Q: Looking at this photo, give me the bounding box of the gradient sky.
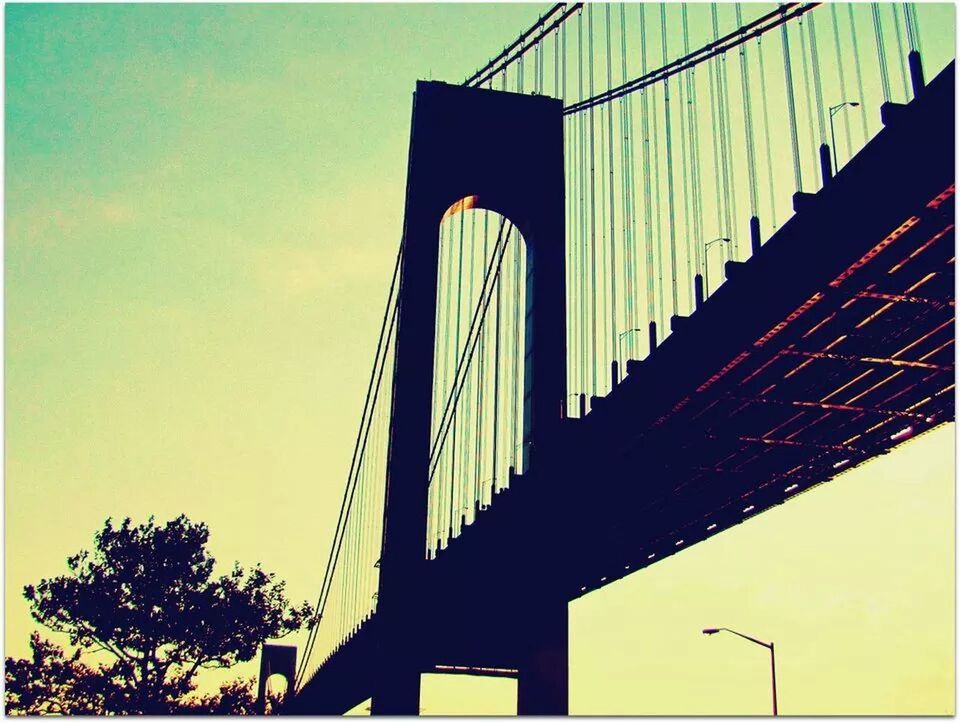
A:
[5,2,955,715]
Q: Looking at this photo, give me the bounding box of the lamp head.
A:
[849,101,860,107]
[702,628,720,635]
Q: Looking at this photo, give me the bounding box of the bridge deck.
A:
[293,62,954,713]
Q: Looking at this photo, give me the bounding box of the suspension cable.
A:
[564,3,818,115]
[464,3,567,85]
[297,244,403,685]
[468,4,584,88]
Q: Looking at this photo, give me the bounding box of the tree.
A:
[10,515,312,715]
[179,677,283,715]
[5,632,106,715]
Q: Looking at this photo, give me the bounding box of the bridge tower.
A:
[373,82,567,715]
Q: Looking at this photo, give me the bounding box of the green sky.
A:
[5,2,955,714]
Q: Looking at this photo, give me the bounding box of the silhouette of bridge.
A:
[286,4,954,714]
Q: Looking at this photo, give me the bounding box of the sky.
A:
[5,1,956,715]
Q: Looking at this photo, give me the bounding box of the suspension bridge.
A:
[282,3,955,714]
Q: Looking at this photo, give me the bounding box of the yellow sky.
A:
[5,2,955,715]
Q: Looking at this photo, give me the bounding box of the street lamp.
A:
[702,237,731,297]
[617,328,644,368]
[702,627,778,715]
[828,101,860,172]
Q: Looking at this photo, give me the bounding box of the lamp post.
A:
[702,627,778,716]
[702,237,731,298]
[617,328,644,368]
[828,101,860,172]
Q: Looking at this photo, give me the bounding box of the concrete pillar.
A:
[516,603,569,715]
[372,81,566,715]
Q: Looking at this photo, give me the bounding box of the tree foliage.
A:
[8,515,312,715]
[5,633,106,715]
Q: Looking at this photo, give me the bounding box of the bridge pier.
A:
[516,603,569,715]
[370,666,421,716]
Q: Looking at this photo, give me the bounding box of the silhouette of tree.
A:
[8,515,312,715]
[5,632,106,714]
[179,677,283,715]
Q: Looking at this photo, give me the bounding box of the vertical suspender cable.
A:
[597,7,608,390]
[871,3,892,103]
[806,15,827,129]
[903,4,925,97]
[757,36,777,229]
[474,212,488,510]
[587,4,598,397]
[677,8,693,310]
[491,239,502,496]
[830,4,854,163]
[463,208,477,525]
[736,4,760,246]
[519,38,525,93]
[682,5,703,293]
[568,24,580,408]
[534,44,540,95]
[554,24,560,99]
[661,4,679,321]
[578,8,588,409]
[428,227,444,552]
[715,6,738,258]
[890,3,910,101]
[651,50,664,333]
[561,25,572,409]
[639,5,657,352]
[619,3,637,359]
[511,229,521,474]
[438,221,455,545]
[601,28,611,392]
[905,4,922,55]
[344,480,354,639]
[508,224,517,476]
[448,210,466,539]
[847,5,870,143]
[710,6,731,254]
[605,3,618,383]
[806,12,830,184]
[797,17,818,187]
[780,15,803,193]
[707,9,724,253]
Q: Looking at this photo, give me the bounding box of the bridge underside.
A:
[292,63,955,714]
